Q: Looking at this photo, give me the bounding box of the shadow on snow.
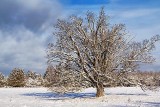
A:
[22,91,147,100]
[22,92,96,100]
[141,102,160,107]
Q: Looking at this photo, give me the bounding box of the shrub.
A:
[0,72,6,87]
[26,71,36,79]
[43,65,60,87]
[7,68,26,87]
[26,71,44,87]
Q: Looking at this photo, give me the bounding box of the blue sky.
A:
[60,0,109,5]
[0,0,160,75]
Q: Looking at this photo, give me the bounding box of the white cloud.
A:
[119,8,160,18]
[18,0,60,9]
[0,26,51,74]
[0,0,62,75]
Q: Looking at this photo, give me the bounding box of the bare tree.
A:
[47,8,160,97]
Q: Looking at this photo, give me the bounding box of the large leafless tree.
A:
[47,8,160,97]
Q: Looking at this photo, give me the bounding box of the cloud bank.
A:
[0,0,62,75]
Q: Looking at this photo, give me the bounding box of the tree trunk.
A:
[96,83,105,97]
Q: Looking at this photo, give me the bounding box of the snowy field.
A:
[0,87,160,107]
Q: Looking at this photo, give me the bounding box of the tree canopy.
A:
[47,8,160,97]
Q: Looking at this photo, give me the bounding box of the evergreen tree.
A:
[44,65,59,87]
[26,71,36,79]
[0,72,6,87]
[8,68,26,87]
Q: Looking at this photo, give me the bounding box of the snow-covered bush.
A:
[43,65,58,87]
[7,68,26,87]
[26,71,36,79]
[0,72,6,87]
[26,72,44,87]
[35,74,44,86]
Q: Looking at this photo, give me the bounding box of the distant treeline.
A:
[0,67,160,87]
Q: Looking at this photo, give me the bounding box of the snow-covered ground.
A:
[0,87,160,107]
